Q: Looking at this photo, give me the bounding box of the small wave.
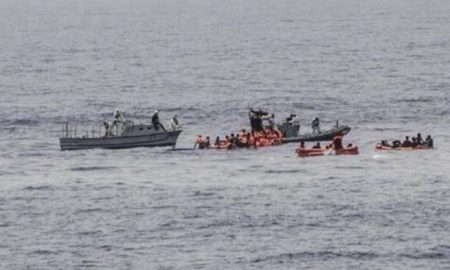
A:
[251,251,379,263]
[335,166,364,170]
[3,119,40,126]
[23,185,54,191]
[31,249,59,255]
[192,190,215,197]
[396,97,434,103]
[76,230,103,236]
[264,169,302,174]
[400,252,447,259]
[197,220,234,229]
[70,166,116,171]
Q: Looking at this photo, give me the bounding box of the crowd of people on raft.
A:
[194,126,284,150]
[380,133,433,148]
[297,134,353,151]
[194,109,337,150]
[194,109,319,150]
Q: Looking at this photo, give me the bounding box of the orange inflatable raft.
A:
[296,145,359,157]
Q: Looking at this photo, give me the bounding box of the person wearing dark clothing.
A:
[425,135,434,148]
[333,135,343,150]
[381,140,391,147]
[401,136,412,147]
[299,141,305,148]
[214,136,221,147]
[152,110,166,131]
[392,140,401,148]
[417,133,424,145]
[205,136,211,149]
[249,109,266,132]
[411,137,419,148]
[312,142,321,149]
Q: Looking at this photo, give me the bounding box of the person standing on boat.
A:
[288,114,300,128]
[152,110,166,131]
[268,114,276,129]
[113,108,124,122]
[169,114,180,131]
[112,108,124,135]
[312,117,320,134]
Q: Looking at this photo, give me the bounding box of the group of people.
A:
[380,133,433,148]
[249,108,321,135]
[194,126,284,150]
[102,108,180,137]
[298,134,351,150]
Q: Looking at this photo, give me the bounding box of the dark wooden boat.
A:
[279,123,351,143]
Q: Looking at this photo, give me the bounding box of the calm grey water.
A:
[1,0,450,269]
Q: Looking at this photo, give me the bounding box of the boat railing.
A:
[62,122,110,139]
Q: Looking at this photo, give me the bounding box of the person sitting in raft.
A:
[214,136,221,148]
[416,133,424,145]
[194,135,206,149]
[392,140,401,148]
[401,136,412,147]
[312,117,320,134]
[332,134,343,150]
[425,135,433,148]
[299,141,305,149]
[312,142,321,149]
[411,137,419,148]
[381,140,391,147]
[247,132,255,147]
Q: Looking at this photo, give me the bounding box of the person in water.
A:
[194,135,206,149]
[312,142,321,149]
[204,136,211,148]
[425,135,433,148]
[401,136,412,147]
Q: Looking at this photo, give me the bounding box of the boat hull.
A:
[282,126,351,144]
[60,130,182,151]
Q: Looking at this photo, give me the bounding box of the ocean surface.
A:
[1,0,450,269]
